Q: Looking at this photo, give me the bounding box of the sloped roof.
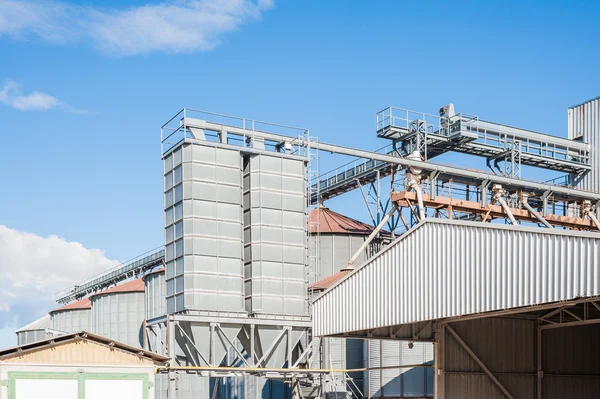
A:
[308,270,350,291]
[51,297,91,313]
[91,278,145,298]
[142,267,165,281]
[0,331,168,364]
[309,206,377,235]
[15,315,51,333]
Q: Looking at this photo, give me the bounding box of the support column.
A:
[537,322,543,399]
[434,323,445,399]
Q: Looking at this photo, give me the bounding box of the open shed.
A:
[313,219,600,399]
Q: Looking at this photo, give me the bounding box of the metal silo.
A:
[308,206,385,282]
[15,315,51,345]
[91,278,146,348]
[308,206,388,398]
[50,297,91,333]
[243,153,307,317]
[569,96,600,192]
[144,268,166,321]
[164,143,245,314]
[365,340,434,398]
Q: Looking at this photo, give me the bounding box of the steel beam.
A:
[446,325,514,399]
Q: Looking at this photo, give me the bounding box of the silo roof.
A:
[15,314,51,332]
[309,206,378,234]
[51,297,91,313]
[142,267,165,281]
[91,278,145,298]
[308,270,350,291]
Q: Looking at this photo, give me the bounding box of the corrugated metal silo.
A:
[144,267,166,321]
[49,297,91,333]
[365,340,434,398]
[15,315,51,345]
[243,153,307,316]
[309,206,384,282]
[164,143,245,314]
[569,96,600,191]
[91,278,146,348]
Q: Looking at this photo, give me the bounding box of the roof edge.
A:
[569,95,600,109]
[313,218,600,301]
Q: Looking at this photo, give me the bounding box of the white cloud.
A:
[0,0,275,55]
[0,81,83,113]
[0,225,118,349]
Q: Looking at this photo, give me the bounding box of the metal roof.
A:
[312,219,600,337]
[51,297,91,313]
[0,331,169,363]
[309,206,377,235]
[570,95,600,109]
[90,277,145,298]
[142,267,165,281]
[15,315,51,333]
[308,270,350,291]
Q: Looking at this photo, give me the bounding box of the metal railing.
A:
[55,247,165,303]
[161,108,310,156]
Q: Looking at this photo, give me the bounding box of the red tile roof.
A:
[51,297,91,313]
[91,278,145,298]
[308,270,350,291]
[309,206,377,235]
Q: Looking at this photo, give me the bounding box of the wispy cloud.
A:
[0,224,118,348]
[0,0,275,55]
[0,81,84,113]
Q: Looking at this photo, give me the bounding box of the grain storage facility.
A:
[0,331,168,399]
[14,315,50,346]
[91,278,146,348]
[49,298,91,334]
[32,97,600,399]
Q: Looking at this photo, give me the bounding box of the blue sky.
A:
[0,0,599,348]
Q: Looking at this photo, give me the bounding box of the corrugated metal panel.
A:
[310,234,373,281]
[15,315,51,333]
[164,142,245,314]
[145,269,166,320]
[16,330,49,346]
[365,340,433,397]
[569,98,600,192]
[91,291,145,348]
[243,153,307,316]
[313,219,600,337]
[50,309,91,333]
[543,323,600,375]
[446,318,535,374]
[445,374,534,399]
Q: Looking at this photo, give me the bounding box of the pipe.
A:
[495,195,517,225]
[587,211,600,230]
[154,363,432,375]
[521,197,553,229]
[347,205,398,268]
[409,181,426,221]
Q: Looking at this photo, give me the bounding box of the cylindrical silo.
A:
[144,268,166,321]
[91,278,145,348]
[364,340,434,398]
[309,205,386,282]
[308,206,387,398]
[49,297,91,334]
[15,314,51,345]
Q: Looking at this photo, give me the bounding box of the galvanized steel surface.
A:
[313,219,600,337]
[50,309,91,334]
[569,97,600,192]
[91,291,145,348]
[243,153,307,316]
[164,142,245,314]
[365,340,433,397]
[15,315,51,346]
[145,269,166,320]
